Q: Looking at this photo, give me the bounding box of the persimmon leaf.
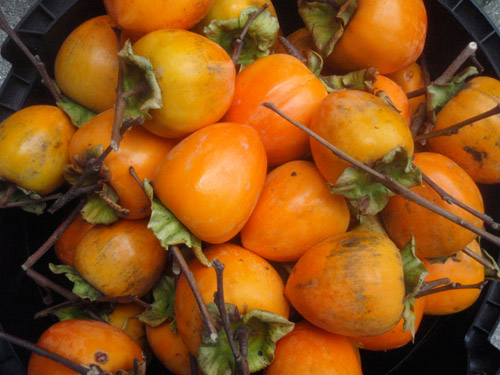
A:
[49,263,103,301]
[0,178,45,214]
[81,185,119,225]
[54,304,113,323]
[138,275,176,327]
[204,6,279,66]
[321,67,378,93]
[56,94,96,128]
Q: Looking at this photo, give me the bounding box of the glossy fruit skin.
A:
[74,219,167,298]
[55,16,120,113]
[351,297,425,351]
[147,321,191,375]
[387,62,426,116]
[192,0,277,34]
[154,122,267,244]
[68,109,176,219]
[286,231,405,337]
[175,243,290,356]
[54,215,94,267]
[427,76,500,184]
[423,240,484,315]
[0,105,75,195]
[373,74,411,125]
[325,0,427,75]
[133,29,235,138]
[381,152,484,258]
[104,0,215,39]
[241,160,350,262]
[224,53,327,166]
[310,90,414,183]
[108,303,146,347]
[27,319,144,375]
[265,321,362,375]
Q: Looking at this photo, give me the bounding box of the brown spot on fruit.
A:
[94,350,109,364]
[463,146,487,164]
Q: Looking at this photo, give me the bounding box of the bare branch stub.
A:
[462,246,498,271]
[416,280,488,298]
[26,268,78,301]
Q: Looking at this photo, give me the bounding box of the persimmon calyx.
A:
[49,263,103,301]
[118,40,162,121]
[329,147,422,219]
[198,303,295,375]
[144,179,209,267]
[0,178,46,214]
[320,67,378,92]
[54,304,114,323]
[401,236,429,338]
[53,81,96,128]
[426,66,478,124]
[138,275,176,327]
[204,6,279,67]
[298,0,357,57]
[81,184,122,225]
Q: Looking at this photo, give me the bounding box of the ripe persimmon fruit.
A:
[387,62,426,116]
[174,243,290,356]
[108,303,146,348]
[241,160,350,262]
[54,214,94,266]
[286,231,405,337]
[27,319,144,375]
[373,74,411,125]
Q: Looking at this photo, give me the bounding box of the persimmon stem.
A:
[420,171,499,230]
[261,102,500,249]
[26,268,78,301]
[277,36,307,63]
[416,280,488,298]
[96,187,130,217]
[189,354,199,375]
[0,331,96,375]
[0,7,61,102]
[0,184,16,206]
[231,3,270,65]
[212,259,249,375]
[170,245,218,338]
[462,246,498,271]
[406,87,426,99]
[234,326,251,375]
[129,166,149,201]
[22,198,86,270]
[410,102,427,138]
[94,294,151,310]
[415,104,500,142]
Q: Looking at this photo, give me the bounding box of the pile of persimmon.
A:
[0,0,499,374]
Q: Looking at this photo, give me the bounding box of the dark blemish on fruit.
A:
[291,171,297,176]
[463,146,487,164]
[265,266,269,270]
[94,351,109,364]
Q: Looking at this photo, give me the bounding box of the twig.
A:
[0,331,95,375]
[415,104,500,142]
[410,102,427,138]
[277,36,306,63]
[34,299,84,319]
[170,245,218,338]
[261,102,500,249]
[420,171,499,230]
[0,193,62,208]
[0,7,61,102]
[462,246,498,270]
[189,354,199,375]
[96,188,130,217]
[416,280,488,298]
[0,184,16,206]
[129,166,149,200]
[212,259,249,375]
[234,326,250,375]
[94,294,151,310]
[22,198,87,270]
[231,3,270,64]
[26,269,78,301]
[418,278,451,294]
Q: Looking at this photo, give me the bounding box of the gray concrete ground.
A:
[0,0,498,87]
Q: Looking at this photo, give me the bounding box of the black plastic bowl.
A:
[0,1,499,374]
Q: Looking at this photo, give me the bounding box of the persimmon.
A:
[133,29,236,138]
[27,319,144,375]
[265,321,362,375]
[104,0,215,39]
[68,109,176,219]
[153,122,267,244]
[381,152,484,258]
[422,240,485,315]
[427,76,500,184]
[309,89,414,184]
[324,0,427,75]
[223,53,327,167]
[73,219,167,298]
[273,27,315,55]
[285,231,405,337]
[54,16,120,113]
[146,321,191,375]
[54,214,94,266]
[373,74,411,125]
[0,105,75,195]
[351,297,425,351]
[174,243,289,355]
[387,62,426,116]
[241,160,350,262]
[108,303,146,347]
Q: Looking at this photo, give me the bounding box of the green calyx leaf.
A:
[298,0,357,57]
[426,66,478,123]
[54,303,113,323]
[304,49,324,77]
[118,40,163,121]
[80,184,120,225]
[400,236,429,338]
[198,303,294,375]
[56,95,96,128]
[321,67,378,93]
[49,263,103,301]
[204,6,280,67]
[0,178,45,214]
[144,179,209,267]
[329,147,422,219]
[138,275,176,327]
